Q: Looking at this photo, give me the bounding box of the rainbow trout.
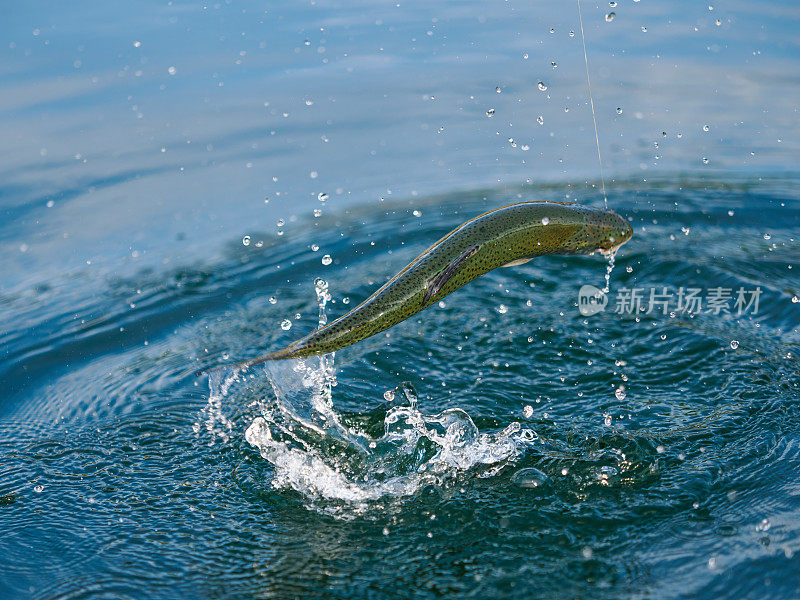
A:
[239,201,632,365]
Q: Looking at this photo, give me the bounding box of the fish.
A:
[237,201,632,366]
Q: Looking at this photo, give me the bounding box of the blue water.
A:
[2,1,799,599]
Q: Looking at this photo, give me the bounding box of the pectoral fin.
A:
[424,245,479,303]
[501,257,532,267]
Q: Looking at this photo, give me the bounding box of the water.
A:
[2,1,800,598]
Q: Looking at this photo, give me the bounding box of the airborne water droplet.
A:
[541,216,550,225]
[730,340,739,349]
[616,107,623,114]
[317,192,329,202]
[321,254,332,265]
[496,304,508,314]
[606,12,615,22]
[281,319,292,330]
[486,108,495,117]
[537,115,544,125]
[537,81,547,91]
[242,235,251,246]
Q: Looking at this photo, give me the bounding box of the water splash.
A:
[200,280,538,515]
[600,245,619,294]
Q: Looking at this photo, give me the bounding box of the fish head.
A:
[564,208,633,255]
[591,210,633,252]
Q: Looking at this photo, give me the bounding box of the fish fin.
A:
[501,257,532,267]
[424,244,479,303]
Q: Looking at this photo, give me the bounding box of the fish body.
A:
[243,201,632,365]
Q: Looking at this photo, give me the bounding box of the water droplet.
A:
[276,218,285,227]
[495,86,502,94]
[657,445,665,454]
[242,235,251,246]
[317,192,329,202]
[486,108,495,117]
[313,208,322,217]
[321,254,332,265]
[496,304,508,314]
[549,28,555,34]
[551,61,558,68]
[523,405,534,418]
[311,243,320,252]
[582,547,593,559]
[538,81,548,91]
[728,210,735,216]
[615,386,626,400]
[703,124,710,132]
[641,26,648,32]
[569,30,575,37]
[606,12,615,22]
[604,413,613,426]
[715,18,722,26]
[342,297,350,304]
[541,216,550,225]
[34,484,44,493]
[537,115,544,125]
[730,340,739,349]
[616,107,623,114]
[702,157,709,164]
[269,296,277,304]
[763,233,771,240]
[512,468,548,489]
[756,518,771,532]
[413,209,422,217]
[626,265,633,273]
[792,296,799,303]
[383,389,395,401]
[280,319,292,330]
[168,66,177,75]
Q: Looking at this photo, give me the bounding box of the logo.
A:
[578,285,607,316]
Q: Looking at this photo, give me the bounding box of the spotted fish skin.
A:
[243,201,632,365]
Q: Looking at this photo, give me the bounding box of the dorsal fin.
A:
[424,245,479,304]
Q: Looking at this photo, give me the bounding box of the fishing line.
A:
[576,0,608,210]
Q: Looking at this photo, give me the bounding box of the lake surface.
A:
[1,1,799,598]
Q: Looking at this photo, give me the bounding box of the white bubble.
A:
[730,340,739,349]
[34,484,44,493]
[168,66,176,75]
[541,217,550,225]
[321,254,332,265]
[269,297,277,304]
[413,209,422,217]
[281,319,292,330]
